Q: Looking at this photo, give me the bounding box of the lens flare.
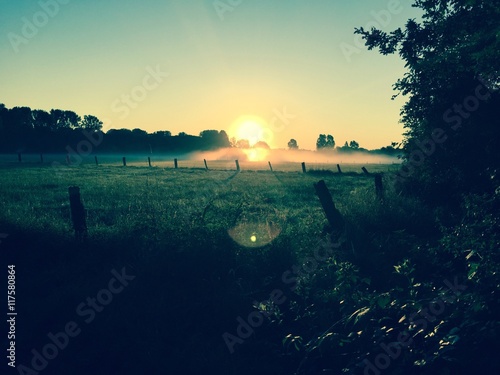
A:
[227,207,285,248]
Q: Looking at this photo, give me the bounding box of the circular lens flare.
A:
[227,207,284,248]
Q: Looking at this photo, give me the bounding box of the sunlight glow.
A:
[243,147,269,162]
[230,115,269,146]
[237,120,262,145]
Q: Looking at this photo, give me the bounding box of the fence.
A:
[2,153,400,174]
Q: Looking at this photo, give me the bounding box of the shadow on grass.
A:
[0,219,299,375]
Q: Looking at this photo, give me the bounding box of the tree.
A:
[326,134,335,148]
[254,141,270,149]
[153,130,171,137]
[32,110,52,131]
[199,129,231,149]
[288,139,299,149]
[50,109,80,130]
[316,134,326,149]
[355,0,500,201]
[218,130,231,148]
[81,115,103,131]
[317,134,335,150]
[349,140,359,149]
[235,139,250,149]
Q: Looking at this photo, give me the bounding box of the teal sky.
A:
[0,0,421,150]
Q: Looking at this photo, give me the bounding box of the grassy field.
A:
[0,162,497,374]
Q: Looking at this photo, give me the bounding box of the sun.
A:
[230,115,272,147]
[236,119,263,146]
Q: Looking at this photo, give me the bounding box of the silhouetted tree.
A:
[199,129,231,149]
[0,103,234,155]
[349,140,359,149]
[49,109,80,130]
[316,134,326,149]
[81,115,103,131]
[154,130,171,137]
[356,0,500,200]
[218,130,230,148]
[317,134,335,150]
[326,135,335,148]
[32,110,52,131]
[288,139,298,149]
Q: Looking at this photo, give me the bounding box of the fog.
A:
[193,148,399,165]
[0,149,399,170]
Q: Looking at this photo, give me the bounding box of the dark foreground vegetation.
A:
[0,163,499,375]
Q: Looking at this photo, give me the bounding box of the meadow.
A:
[1,160,497,374]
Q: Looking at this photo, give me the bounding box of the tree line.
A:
[0,104,230,154]
[0,103,401,156]
[288,135,400,156]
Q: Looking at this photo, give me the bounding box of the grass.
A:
[1,162,497,374]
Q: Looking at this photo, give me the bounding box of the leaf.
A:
[347,306,371,326]
[377,295,391,308]
[467,262,479,279]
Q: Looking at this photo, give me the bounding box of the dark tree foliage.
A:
[316,134,335,150]
[355,0,500,203]
[0,104,232,154]
[349,140,359,149]
[199,129,231,149]
[287,138,299,149]
[81,115,103,131]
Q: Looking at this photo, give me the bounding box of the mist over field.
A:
[194,148,400,164]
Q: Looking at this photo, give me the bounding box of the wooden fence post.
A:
[18,153,22,162]
[313,180,344,233]
[174,158,178,169]
[235,160,240,171]
[375,174,384,200]
[337,164,342,173]
[362,166,369,175]
[148,157,152,167]
[204,159,208,170]
[66,154,71,165]
[268,161,273,172]
[68,186,87,241]
[40,154,44,163]
[95,156,98,166]
[122,157,127,167]
[301,162,307,173]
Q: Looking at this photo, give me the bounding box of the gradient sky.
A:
[0,1,421,150]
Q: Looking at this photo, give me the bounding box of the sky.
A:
[0,0,421,150]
